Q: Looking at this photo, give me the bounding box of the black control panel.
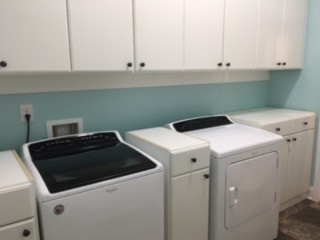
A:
[173,116,233,132]
[29,132,120,160]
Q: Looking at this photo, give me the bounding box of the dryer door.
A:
[225,152,278,229]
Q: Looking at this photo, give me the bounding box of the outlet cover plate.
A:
[20,104,34,122]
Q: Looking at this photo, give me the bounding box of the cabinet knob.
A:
[287,139,291,143]
[275,128,281,132]
[191,158,197,163]
[140,62,145,67]
[292,138,297,142]
[0,61,7,68]
[217,62,223,67]
[303,122,308,125]
[226,63,231,67]
[204,174,210,179]
[127,62,133,68]
[23,229,31,237]
[277,62,281,66]
[282,62,287,66]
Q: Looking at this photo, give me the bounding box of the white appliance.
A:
[22,131,164,240]
[167,116,285,240]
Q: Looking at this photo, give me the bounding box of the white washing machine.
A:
[167,116,285,240]
[22,131,164,240]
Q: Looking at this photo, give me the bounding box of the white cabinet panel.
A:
[184,0,224,70]
[287,130,314,200]
[171,168,209,240]
[68,0,134,71]
[0,218,37,240]
[134,0,184,71]
[224,0,259,69]
[282,0,308,69]
[256,0,285,69]
[0,185,33,226]
[0,0,70,72]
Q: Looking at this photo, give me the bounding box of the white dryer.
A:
[167,116,285,240]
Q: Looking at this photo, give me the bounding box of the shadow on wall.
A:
[269,70,302,108]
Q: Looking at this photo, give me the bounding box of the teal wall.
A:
[0,81,269,151]
[269,0,320,183]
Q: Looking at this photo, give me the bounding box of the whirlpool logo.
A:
[105,186,118,194]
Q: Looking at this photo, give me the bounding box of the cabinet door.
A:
[171,168,209,240]
[282,0,308,69]
[256,0,285,69]
[0,0,70,72]
[287,130,314,200]
[224,0,259,69]
[134,0,183,71]
[184,0,224,70]
[68,0,134,71]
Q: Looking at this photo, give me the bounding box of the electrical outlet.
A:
[20,104,34,122]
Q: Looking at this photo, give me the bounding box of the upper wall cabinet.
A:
[184,0,224,70]
[68,0,134,72]
[256,0,308,69]
[134,0,184,71]
[283,0,308,69]
[0,0,71,73]
[223,0,260,70]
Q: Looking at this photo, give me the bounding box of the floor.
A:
[276,200,320,240]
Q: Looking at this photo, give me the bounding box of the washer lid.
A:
[170,116,283,158]
[28,132,157,193]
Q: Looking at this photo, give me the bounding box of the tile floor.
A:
[276,200,320,240]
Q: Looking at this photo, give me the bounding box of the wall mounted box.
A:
[46,118,83,138]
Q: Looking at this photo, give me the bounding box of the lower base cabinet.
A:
[126,127,211,240]
[171,168,210,240]
[286,130,315,200]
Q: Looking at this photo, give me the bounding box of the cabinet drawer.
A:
[171,147,210,177]
[0,218,37,240]
[291,116,316,133]
[263,121,291,136]
[0,185,33,226]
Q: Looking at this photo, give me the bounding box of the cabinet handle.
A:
[292,138,297,142]
[275,128,281,132]
[127,62,133,68]
[140,62,145,67]
[217,62,223,67]
[0,61,7,68]
[282,62,287,66]
[191,158,197,163]
[303,122,308,125]
[23,229,31,237]
[226,63,231,67]
[287,139,291,143]
[277,62,281,66]
[204,174,210,179]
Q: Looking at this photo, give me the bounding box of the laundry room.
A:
[0,0,319,240]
